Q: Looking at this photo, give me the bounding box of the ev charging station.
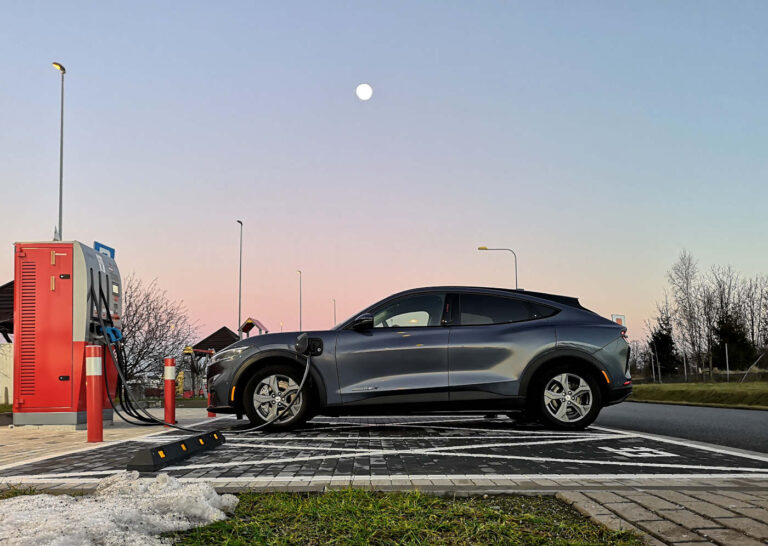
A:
[12,240,121,427]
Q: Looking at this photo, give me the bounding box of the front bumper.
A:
[206,405,236,414]
[605,384,632,406]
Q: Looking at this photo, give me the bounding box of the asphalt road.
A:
[596,401,768,455]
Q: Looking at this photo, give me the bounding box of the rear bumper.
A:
[605,385,632,406]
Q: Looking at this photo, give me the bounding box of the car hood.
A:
[224,331,333,353]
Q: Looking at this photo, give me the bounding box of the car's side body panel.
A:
[448,323,556,399]
[335,327,450,404]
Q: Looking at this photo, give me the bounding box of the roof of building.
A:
[192,326,239,353]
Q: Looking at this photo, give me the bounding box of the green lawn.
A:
[630,381,768,409]
[170,489,641,545]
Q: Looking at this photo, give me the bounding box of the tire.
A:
[242,364,313,430]
[535,365,601,430]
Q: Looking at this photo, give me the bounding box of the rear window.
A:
[459,294,558,325]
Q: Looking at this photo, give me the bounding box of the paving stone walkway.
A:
[558,489,768,545]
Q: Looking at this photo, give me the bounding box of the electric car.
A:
[206,286,631,430]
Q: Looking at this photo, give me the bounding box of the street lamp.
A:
[477,246,519,290]
[333,298,336,326]
[52,62,66,241]
[237,220,243,339]
[297,270,302,331]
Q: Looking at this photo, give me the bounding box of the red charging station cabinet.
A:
[13,241,121,427]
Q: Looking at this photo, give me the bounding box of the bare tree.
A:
[668,251,703,371]
[183,353,208,395]
[120,274,198,382]
[741,275,768,348]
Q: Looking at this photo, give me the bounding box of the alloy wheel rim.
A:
[543,373,592,423]
[253,374,303,423]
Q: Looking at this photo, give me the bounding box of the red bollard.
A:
[86,345,103,443]
[207,392,215,418]
[164,357,176,425]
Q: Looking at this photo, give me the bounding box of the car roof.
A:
[391,286,587,310]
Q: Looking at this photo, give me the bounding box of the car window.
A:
[373,293,446,328]
[529,302,558,320]
[459,294,556,325]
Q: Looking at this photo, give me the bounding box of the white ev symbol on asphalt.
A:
[600,446,678,458]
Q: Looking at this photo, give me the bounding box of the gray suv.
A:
[207,286,631,430]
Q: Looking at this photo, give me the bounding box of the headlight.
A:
[211,347,248,364]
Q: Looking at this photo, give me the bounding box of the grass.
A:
[0,403,11,413]
[170,489,642,545]
[0,485,38,500]
[630,381,768,409]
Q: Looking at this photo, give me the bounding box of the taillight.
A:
[620,329,628,339]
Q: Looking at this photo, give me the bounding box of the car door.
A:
[448,292,557,402]
[335,292,450,406]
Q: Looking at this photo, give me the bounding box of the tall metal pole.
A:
[477,247,518,289]
[297,270,302,331]
[237,220,243,340]
[52,62,66,240]
[333,298,337,326]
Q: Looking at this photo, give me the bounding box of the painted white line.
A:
[224,436,620,454]
[162,443,768,473]
[0,470,122,480]
[3,472,768,485]
[224,433,621,442]
[593,426,768,464]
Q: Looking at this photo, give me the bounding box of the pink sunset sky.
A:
[2,2,767,341]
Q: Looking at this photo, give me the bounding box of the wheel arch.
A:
[231,350,327,414]
[519,349,611,405]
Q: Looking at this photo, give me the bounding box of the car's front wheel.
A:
[536,366,601,429]
[242,365,312,430]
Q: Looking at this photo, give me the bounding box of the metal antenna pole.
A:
[57,68,65,240]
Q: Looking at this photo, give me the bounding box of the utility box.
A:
[13,241,121,427]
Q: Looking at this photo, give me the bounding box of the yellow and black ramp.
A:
[126,431,226,472]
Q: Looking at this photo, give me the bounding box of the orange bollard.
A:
[164,357,176,425]
[207,392,215,418]
[86,345,103,442]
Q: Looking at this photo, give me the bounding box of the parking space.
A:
[1,414,767,491]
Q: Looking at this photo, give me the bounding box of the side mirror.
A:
[295,333,309,355]
[352,313,374,331]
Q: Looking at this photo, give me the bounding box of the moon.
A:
[355,83,373,101]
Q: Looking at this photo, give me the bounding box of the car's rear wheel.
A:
[536,366,601,429]
[243,365,312,430]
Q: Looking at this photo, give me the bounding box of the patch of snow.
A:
[0,472,238,545]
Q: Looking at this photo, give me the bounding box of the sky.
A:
[1,1,767,340]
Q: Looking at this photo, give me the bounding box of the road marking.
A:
[600,446,677,458]
[593,426,768,464]
[220,436,620,455]
[4,472,768,485]
[162,443,768,473]
[224,433,621,442]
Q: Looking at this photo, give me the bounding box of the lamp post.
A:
[237,220,243,339]
[52,62,66,241]
[477,246,518,289]
[297,270,302,331]
[333,298,337,326]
